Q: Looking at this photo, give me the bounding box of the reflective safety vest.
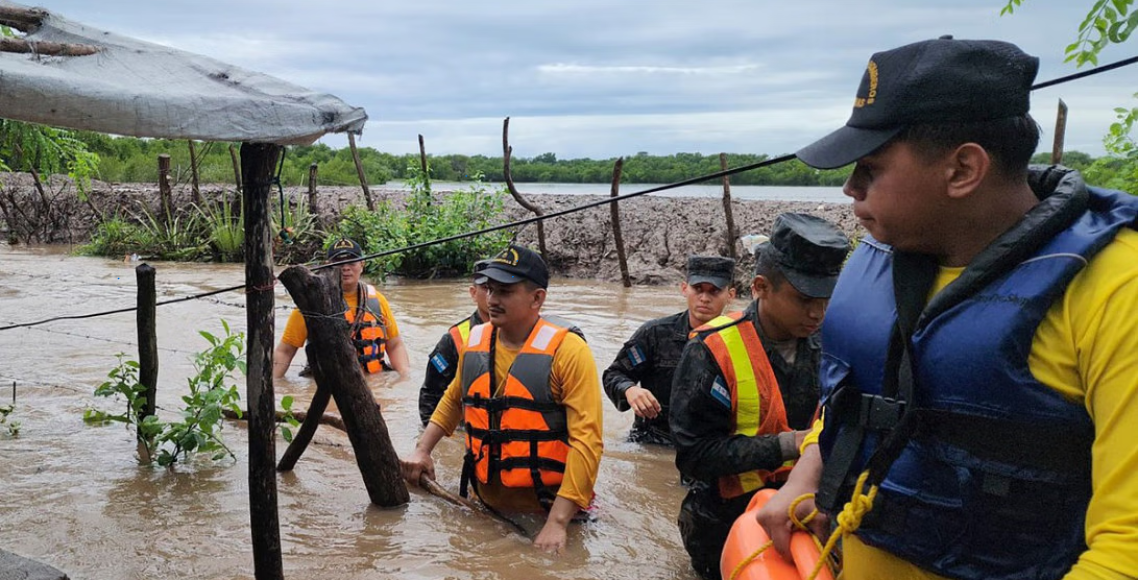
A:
[693,311,792,499]
[460,318,571,506]
[448,316,475,359]
[345,283,388,374]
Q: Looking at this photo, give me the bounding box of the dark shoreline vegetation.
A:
[1,127,1136,285]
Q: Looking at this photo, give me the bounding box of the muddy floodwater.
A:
[0,243,746,580]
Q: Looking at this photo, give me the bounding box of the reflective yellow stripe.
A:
[707,315,765,494]
[457,319,471,345]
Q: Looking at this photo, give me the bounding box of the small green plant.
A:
[0,403,20,437]
[84,320,246,467]
[196,195,244,262]
[279,395,301,443]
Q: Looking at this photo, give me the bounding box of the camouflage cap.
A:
[761,213,850,298]
[686,255,736,289]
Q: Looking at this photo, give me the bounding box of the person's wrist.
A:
[777,431,801,461]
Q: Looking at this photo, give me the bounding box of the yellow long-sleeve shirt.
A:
[429,326,603,512]
[280,286,400,348]
[811,228,1138,580]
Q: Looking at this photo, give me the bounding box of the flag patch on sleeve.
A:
[430,353,449,373]
[627,345,646,367]
[710,376,731,408]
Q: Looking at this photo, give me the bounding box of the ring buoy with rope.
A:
[720,489,835,580]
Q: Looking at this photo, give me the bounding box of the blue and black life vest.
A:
[816,166,1138,580]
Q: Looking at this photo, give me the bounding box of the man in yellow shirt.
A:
[755,37,1138,580]
[401,244,603,555]
[272,238,410,379]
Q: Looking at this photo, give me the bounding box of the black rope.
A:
[1,54,1136,333]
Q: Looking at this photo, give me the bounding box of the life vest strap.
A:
[466,426,568,444]
[461,395,562,414]
[496,456,567,473]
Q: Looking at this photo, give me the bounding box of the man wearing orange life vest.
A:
[402,244,603,555]
[669,214,850,580]
[272,238,411,379]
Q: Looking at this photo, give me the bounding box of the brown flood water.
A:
[0,244,750,580]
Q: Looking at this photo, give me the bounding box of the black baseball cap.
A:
[687,255,736,290]
[796,36,1039,169]
[478,244,550,289]
[327,238,363,261]
[760,213,850,299]
[472,259,490,285]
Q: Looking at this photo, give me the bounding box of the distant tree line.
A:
[60,132,1135,192]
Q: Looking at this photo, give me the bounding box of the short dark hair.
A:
[753,247,787,289]
[894,114,1040,180]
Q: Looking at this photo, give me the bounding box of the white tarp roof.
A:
[0,1,367,145]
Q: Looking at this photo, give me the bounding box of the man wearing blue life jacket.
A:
[670,213,850,580]
[755,37,1138,580]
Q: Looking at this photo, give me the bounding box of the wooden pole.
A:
[157,154,173,228]
[241,142,284,580]
[188,140,202,206]
[229,144,243,194]
[135,264,158,451]
[306,162,319,217]
[347,132,375,211]
[608,158,631,288]
[418,134,431,195]
[719,153,738,260]
[1052,99,1069,165]
[502,117,548,259]
[278,265,410,507]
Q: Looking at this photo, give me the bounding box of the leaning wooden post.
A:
[1052,99,1068,165]
[502,117,548,259]
[347,132,376,211]
[278,265,410,507]
[157,153,173,228]
[418,134,431,195]
[306,163,319,216]
[608,158,631,287]
[188,140,202,206]
[229,144,243,195]
[135,263,158,451]
[241,141,284,580]
[719,152,738,260]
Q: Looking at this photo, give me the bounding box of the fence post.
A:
[609,158,631,287]
[719,153,738,259]
[1052,99,1068,165]
[156,154,174,229]
[241,142,285,580]
[135,264,158,451]
[502,117,548,259]
[307,163,319,216]
[188,140,202,206]
[347,132,375,211]
[418,134,431,197]
[229,144,243,195]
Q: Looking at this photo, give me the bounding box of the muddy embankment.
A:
[0,173,860,287]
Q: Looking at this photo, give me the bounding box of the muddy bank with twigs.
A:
[0,175,860,286]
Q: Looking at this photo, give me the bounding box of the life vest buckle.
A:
[859,393,905,431]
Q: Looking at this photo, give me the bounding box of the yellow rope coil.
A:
[806,471,877,580]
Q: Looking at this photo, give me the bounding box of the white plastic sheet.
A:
[0,1,367,145]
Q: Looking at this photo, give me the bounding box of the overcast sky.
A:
[30,1,1138,159]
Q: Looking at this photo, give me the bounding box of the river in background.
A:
[0,243,734,580]
[388,180,850,204]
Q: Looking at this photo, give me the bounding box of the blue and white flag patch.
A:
[430,353,449,373]
[627,345,647,367]
[710,376,731,409]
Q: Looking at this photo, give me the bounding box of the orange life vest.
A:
[459,317,571,507]
[345,283,388,374]
[693,311,793,498]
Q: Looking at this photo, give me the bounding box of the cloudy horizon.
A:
[25,1,1138,160]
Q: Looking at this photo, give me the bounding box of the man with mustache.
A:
[402,244,603,555]
[669,213,850,580]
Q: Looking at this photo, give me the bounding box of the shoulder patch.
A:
[710,376,731,409]
[627,345,647,367]
[430,352,449,373]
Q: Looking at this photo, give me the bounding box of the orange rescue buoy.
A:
[719,488,834,580]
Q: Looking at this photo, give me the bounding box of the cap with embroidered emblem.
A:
[759,213,850,298]
[478,244,549,289]
[327,238,363,261]
[796,36,1039,169]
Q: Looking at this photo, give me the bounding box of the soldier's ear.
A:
[751,275,769,299]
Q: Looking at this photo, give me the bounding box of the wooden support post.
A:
[502,117,548,259]
[719,153,738,260]
[278,265,410,507]
[347,132,375,211]
[241,142,284,580]
[157,154,173,228]
[418,134,431,195]
[1052,99,1068,165]
[135,264,158,450]
[307,162,319,217]
[608,158,631,288]
[188,140,202,206]
[229,144,243,194]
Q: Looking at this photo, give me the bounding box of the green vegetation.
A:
[0,401,19,437]
[327,166,512,278]
[83,320,246,467]
[279,395,301,443]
